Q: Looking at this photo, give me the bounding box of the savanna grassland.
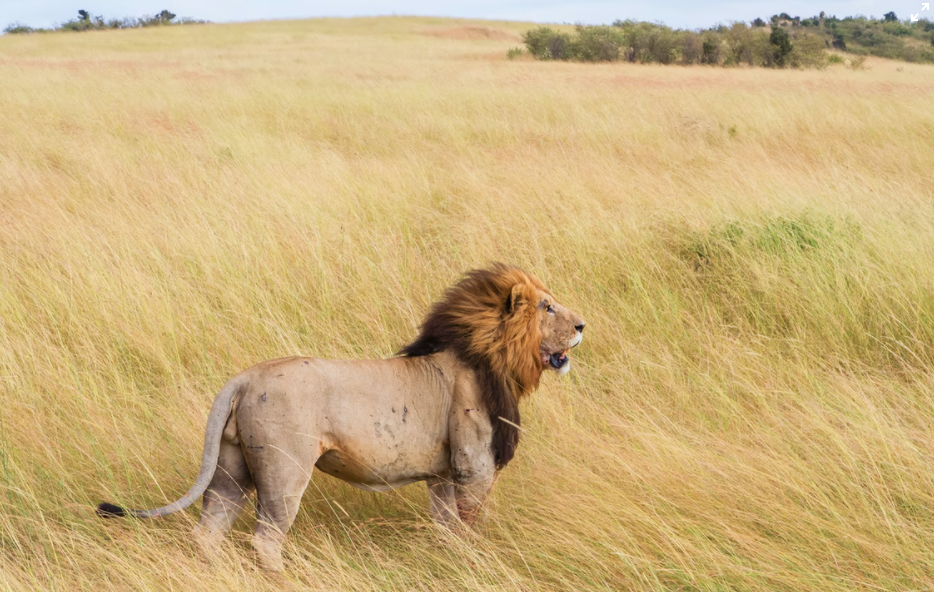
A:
[1,16,934,591]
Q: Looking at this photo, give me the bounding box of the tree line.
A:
[514,12,934,67]
[4,9,206,34]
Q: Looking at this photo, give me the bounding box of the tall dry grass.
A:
[1,16,934,591]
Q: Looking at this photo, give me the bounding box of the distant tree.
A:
[3,22,37,34]
[681,31,703,63]
[883,12,898,22]
[701,35,720,64]
[770,26,793,66]
[752,17,766,27]
[3,8,206,34]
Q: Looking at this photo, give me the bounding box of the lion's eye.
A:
[546,305,555,315]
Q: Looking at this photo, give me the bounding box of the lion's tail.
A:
[96,376,246,520]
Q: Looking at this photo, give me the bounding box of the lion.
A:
[96,263,585,570]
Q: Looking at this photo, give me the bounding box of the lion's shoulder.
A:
[397,263,548,469]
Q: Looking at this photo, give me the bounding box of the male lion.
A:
[97,264,585,570]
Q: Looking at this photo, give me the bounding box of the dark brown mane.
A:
[397,264,547,469]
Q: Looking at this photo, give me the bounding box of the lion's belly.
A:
[314,448,447,491]
[235,355,458,491]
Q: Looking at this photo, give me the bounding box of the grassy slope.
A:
[1,16,933,591]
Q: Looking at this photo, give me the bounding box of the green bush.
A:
[681,31,703,64]
[770,26,793,66]
[701,35,720,64]
[846,55,867,70]
[571,25,624,61]
[615,20,649,62]
[723,22,754,65]
[790,33,828,68]
[750,31,775,65]
[522,27,572,60]
[3,22,41,34]
[646,26,680,64]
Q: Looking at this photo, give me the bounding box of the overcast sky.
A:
[1,1,924,31]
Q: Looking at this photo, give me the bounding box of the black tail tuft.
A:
[96,502,126,518]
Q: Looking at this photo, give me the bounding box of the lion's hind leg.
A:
[192,439,255,561]
[251,447,317,571]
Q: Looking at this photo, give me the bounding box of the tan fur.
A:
[97,264,585,571]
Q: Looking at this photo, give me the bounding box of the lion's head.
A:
[398,263,585,468]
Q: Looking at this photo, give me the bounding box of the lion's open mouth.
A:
[547,350,570,369]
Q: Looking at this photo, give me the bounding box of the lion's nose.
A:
[575,322,585,333]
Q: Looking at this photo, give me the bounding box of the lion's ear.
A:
[506,283,528,315]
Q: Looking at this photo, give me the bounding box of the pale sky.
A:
[0,0,923,31]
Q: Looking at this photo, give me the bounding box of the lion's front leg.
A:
[427,472,493,530]
[452,471,494,526]
[447,404,497,528]
[426,478,457,526]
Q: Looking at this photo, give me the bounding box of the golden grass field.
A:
[1,16,934,591]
